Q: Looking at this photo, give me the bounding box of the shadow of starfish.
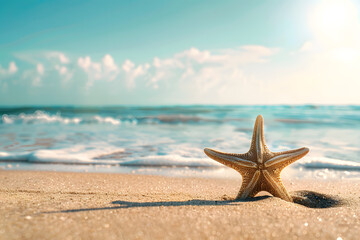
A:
[291,190,343,208]
[39,191,342,215]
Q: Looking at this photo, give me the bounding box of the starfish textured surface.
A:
[204,115,309,202]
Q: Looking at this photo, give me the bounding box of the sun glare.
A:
[332,47,358,62]
[309,0,359,47]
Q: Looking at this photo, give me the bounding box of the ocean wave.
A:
[93,115,121,125]
[3,111,357,127]
[2,104,359,126]
[2,149,360,172]
[1,111,81,125]
[0,150,119,165]
[0,111,222,125]
[119,155,219,167]
[138,114,222,124]
[297,157,360,171]
[0,150,217,167]
[0,111,128,126]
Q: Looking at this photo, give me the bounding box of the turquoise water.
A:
[1,105,360,179]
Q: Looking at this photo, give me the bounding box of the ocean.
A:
[1,105,360,179]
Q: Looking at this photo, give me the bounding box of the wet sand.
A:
[0,170,359,239]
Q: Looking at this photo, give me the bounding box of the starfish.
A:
[204,115,309,202]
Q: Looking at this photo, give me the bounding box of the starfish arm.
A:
[249,115,265,163]
[264,147,309,169]
[236,170,260,200]
[262,170,293,202]
[204,148,257,170]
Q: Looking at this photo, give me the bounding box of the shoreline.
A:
[1,170,360,239]
[2,161,360,180]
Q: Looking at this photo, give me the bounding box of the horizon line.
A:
[0,103,359,108]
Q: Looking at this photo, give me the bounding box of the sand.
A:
[0,170,359,240]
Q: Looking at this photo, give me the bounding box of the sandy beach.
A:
[0,170,359,240]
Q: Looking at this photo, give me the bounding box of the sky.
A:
[1,0,360,106]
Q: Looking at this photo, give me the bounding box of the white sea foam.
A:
[93,115,121,125]
[0,144,126,165]
[1,111,81,124]
[0,150,217,167]
[298,157,360,170]
[1,148,360,172]
[1,112,227,126]
[1,111,125,125]
[2,114,14,124]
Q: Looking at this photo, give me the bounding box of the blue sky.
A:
[1,0,360,105]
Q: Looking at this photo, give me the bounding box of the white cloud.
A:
[58,53,69,64]
[290,41,315,55]
[78,54,120,88]
[55,65,73,83]
[30,63,45,86]
[153,56,183,68]
[122,60,149,88]
[5,42,360,104]
[13,51,73,85]
[102,54,119,81]
[299,41,314,52]
[103,54,117,72]
[214,45,278,64]
[174,47,211,63]
[46,52,73,82]
[44,51,70,64]
[11,46,276,93]
[37,63,44,75]
[8,62,18,74]
[78,56,92,70]
[122,59,135,72]
[0,62,17,91]
[240,45,275,56]
[147,45,277,90]
[171,46,277,65]
[149,71,165,89]
[56,65,68,75]
[0,61,18,76]
[78,56,101,88]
